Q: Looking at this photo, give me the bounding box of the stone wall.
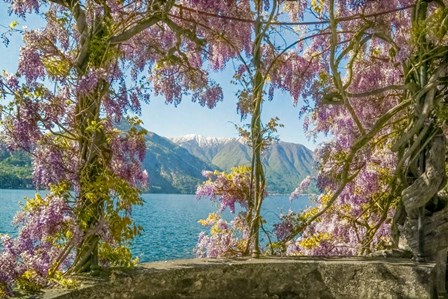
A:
[44,257,436,299]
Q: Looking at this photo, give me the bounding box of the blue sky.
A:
[140,69,316,147]
[0,5,323,150]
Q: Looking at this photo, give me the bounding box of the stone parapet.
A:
[44,257,436,299]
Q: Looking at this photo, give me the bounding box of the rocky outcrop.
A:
[44,257,436,299]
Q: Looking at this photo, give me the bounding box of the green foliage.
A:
[236,117,284,149]
[0,149,33,189]
[8,21,18,29]
[87,33,118,68]
[16,270,44,292]
[49,271,79,289]
[98,243,138,268]
[42,56,71,78]
[77,167,143,240]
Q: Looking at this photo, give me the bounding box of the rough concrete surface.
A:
[43,257,436,299]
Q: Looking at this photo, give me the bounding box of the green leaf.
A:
[9,21,18,29]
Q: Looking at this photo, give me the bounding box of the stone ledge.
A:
[44,257,436,299]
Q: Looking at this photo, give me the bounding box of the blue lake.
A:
[0,189,309,262]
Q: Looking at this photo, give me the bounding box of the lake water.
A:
[0,189,309,262]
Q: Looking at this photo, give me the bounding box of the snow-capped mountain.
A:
[170,134,315,194]
[170,134,242,147]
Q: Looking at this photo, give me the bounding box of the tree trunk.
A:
[72,89,111,273]
[70,12,112,272]
[398,2,448,294]
[248,1,266,258]
[401,132,447,294]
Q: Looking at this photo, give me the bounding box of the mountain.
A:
[0,132,217,193]
[0,132,216,194]
[170,135,315,194]
[0,132,315,194]
[143,132,217,194]
[170,135,238,163]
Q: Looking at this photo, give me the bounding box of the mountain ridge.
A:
[0,131,315,194]
[170,134,242,147]
[169,134,315,194]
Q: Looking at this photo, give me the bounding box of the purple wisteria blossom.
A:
[195,167,252,257]
[0,193,78,291]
